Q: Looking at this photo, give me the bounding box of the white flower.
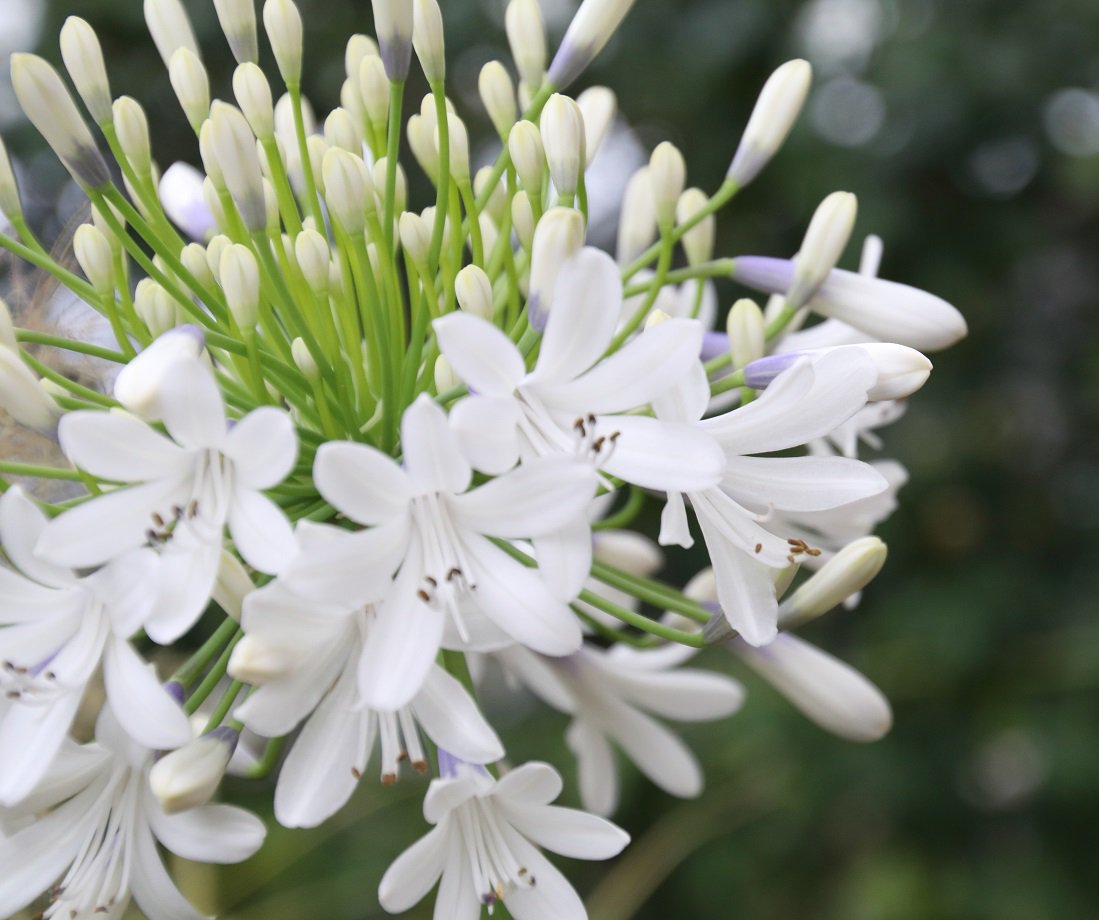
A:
[158,161,216,240]
[657,350,888,645]
[0,702,265,920]
[436,247,724,491]
[499,642,744,816]
[379,758,629,919]
[0,487,191,806]
[37,356,298,642]
[299,393,596,711]
[230,580,503,828]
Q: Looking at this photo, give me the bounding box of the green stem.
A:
[15,329,128,364]
[173,617,243,688]
[593,486,646,531]
[184,628,244,715]
[428,80,451,275]
[590,561,711,624]
[287,83,325,226]
[621,259,735,298]
[383,79,406,254]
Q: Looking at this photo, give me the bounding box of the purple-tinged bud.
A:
[547,0,638,90]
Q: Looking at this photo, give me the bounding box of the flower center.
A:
[409,494,477,642]
[455,797,535,912]
[144,449,233,547]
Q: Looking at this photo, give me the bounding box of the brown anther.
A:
[609,430,620,443]
[573,417,586,436]
[351,767,362,780]
[446,567,462,582]
[145,528,159,543]
[592,436,605,452]
[397,751,408,762]
[152,512,165,528]
[425,575,438,588]
[416,589,431,602]
[381,772,397,785]
[188,499,199,517]
[806,547,822,557]
[171,504,184,519]
[786,555,796,564]
[6,691,20,700]
[412,759,428,774]
[754,543,762,554]
[587,412,596,426]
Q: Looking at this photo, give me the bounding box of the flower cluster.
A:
[0,0,965,917]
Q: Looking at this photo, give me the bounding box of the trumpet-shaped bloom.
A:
[37,356,297,642]
[0,703,264,920]
[308,394,596,711]
[379,757,629,919]
[437,247,724,491]
[0,488,190,806]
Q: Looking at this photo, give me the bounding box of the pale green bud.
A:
[413,0,445,83]
[0,347,60,432]
[398,211,430,269]
[780,537,888,629]
[477,212,499,260]
[233,62,275,140]
[455,264,493,320]
[134,279,181,337]
[508,120,545,196]
[439,112,470,182]
[359,54,391,130]
[649,141,686,228]
[371,0,414,81]
[150,730,236,814]
[144,0,201,68]
[11,53,109,188]
[291,336,319,380]
[474,167,507,226]
[548,0,638,90]
[345,33,379,81]
[676,187,714,267]
[372,157,406,213]
[577,85,616,166]
[220,243,261,331]
[324,107,361,153]
[208,101,266,231]
[479,61,517,140]
[262,178,279,233]
[726,298,765,371]
[0,136,24,222]
[528,206,584,329]
[511,190,535,252]
[407,112,439,183]
[789,191,858,308]
[539,94,585,198]
[616,165,656,264]
[113,96,152,176]
[263,0,304,86]
[340,77,367,132]
[323,147,371,233]
[419,206,451,254]
[505,0,546,90]
[73,224,115,295]
[228,634,292,684]
[60,16,112,126]
[213,0,260,64]
[169,48,211,134]
[202,178,229,233]
[294,228,332,293]
[206,235,233,282]
[213,549,252,623]
[198,119,224,187]
[728,59,812,188]
[305,134,330,197]
[274,91,315,147]
[180,242,215,290]
[91,201,125,253]
[434,355,460,393]
[0,298,16,351]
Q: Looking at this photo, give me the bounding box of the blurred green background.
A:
[5,0,1099,917]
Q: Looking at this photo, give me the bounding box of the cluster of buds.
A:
[0,1,965,918]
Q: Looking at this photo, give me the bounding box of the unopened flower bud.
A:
[475,168,508,225]
[372,0,414,81]
[291,336,319,380]
[323,148,371,233]
[295,228,332,293]
[168,48,210,135]
[11,53,109,188]
[305,135,330,197]
[324,107,360,153]
[275,91,315,146]
[548,0,637,90]
[150,728,237,814]
[159,162,215,241]
[540,94,585,198]
[780,536,887,629]
[345,33,379,80]
[789,191,858,309]
[233,62,275,140]
[434,354,460,393]
[676,187,714,267]
[439,112,470,182]
[511,191,535,252]
[859,233,884,277]
[455,264,493,320]
[372,157,406,213]
[228,634,293,684]
[0,298,16,351]
[0,136,24,222]
[144,0,201,68]
[616,166,656,264]
[732,633,892,742]
[727,59,812,188]
[114,325,204,419]
[263,0,304,86]
[406,113,439,183]
[135,281,180,337]
[508,120,545,196]
[180,242,214,289]
[0,347,60,432]
[214,0,259,63]
[205,235,232,282]
[73,224,115,295]
[752,344,932,402]
[506,0,546,90]
[479,61,517,139]
[649,141,686,228]
[412,0,445,83]
[528,206,584,329]
[359,55,391,130]
[220,243,261,331]
[202,179,229,234]
[727,298,764,370]
[113,96,152,176]
[398,211,430,269]
[577,86,616,166]
[60,17,112,126]
[209,101,267,232]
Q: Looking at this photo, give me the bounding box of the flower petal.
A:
[130,822,207,920]
[412,666,504,764]
[499,827,587,920]
[400,394,472,495]
[58,410,190,482]
[314,440,412,525]
[224,406,298,488]
[103,638,192,749]
[566,718,619,816]
[599,416,725,492]
[491,761,563,806]
[602,664,745,722]
[85,548,159,637]
[158,356,228,449]
[145,535,222,643]
[532,518,592,602]
[0,690,83,806]
[433,312,525,398]
[151,799,266,863]
[449,395,522,475]
[722,455,887,513]
[499,801,630,859]
[0,487,75,588]
[377,823,450,913]
[228,489,296,574]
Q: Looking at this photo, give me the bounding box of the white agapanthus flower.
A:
[0,703,265,920]
[498,642,745,816]
[0,487,191,806]
[229,581,503,828]
[379,756,629,919]
[436,247,724,491]
[36,354,298,642]
[304,393,597,710]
